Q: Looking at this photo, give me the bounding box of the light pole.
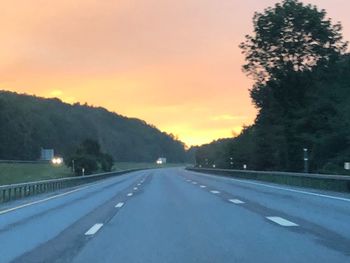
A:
[303,148,309,173]
[72,160,75,173]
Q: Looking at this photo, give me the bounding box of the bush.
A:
[65,139,114,176]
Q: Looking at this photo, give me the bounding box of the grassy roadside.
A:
[0,163,72,185]
[0,162,185,186]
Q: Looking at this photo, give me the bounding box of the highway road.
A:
[0,168,350,262]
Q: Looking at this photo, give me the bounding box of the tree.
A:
[240,0,347,87]
[237,0,348,172]
[66,139,114,175]
[76,139,101,156]
[99,153,114,172]
[195,1,350,174]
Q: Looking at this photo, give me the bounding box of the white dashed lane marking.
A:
[127,193,133,197]
[192,182,198,185]
[200,185,207,188]
[133,187,138,190]
[115,202,124,208]
[210,190,220,194]
[228,199,245,204]
[85,224,104,235]
[266,216,298,227]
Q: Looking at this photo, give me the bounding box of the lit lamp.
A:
[51,157,63,166]
[303,148,308,173]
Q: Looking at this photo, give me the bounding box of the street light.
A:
[303,148,309,173]
[72,159,75,173]
[230,157,233,169]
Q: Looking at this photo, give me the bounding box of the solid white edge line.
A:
[192,171,350,203]
[228,199,245,204]
[266,216,298,227]
[85,223,104,235]
[0,182,101,215]
[115,202,124,208]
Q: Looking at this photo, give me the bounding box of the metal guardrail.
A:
[187,167,350,192]
[0,168,144,204]
[188,167,350,180]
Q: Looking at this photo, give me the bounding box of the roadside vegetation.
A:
[65,139,114,176]
[0,161,184,186]
[0,163,72,185]
[0,91,187,163]
[195,0,350,175]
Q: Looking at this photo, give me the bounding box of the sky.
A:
[1,0,349,146]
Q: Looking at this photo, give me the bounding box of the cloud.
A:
[49,90,63,97]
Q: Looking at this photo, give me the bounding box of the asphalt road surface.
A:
[1,168,350,262]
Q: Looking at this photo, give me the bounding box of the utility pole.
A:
[72,159,75,173]
[230,157,233,169]
[303,148,309,173]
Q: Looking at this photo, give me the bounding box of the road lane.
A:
[0,170,149,263]
[182,169,350,244]
[72,168,349,263]
[0,168,349,262]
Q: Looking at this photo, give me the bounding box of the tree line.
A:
[0,91,187,163]
[195,0,350,174]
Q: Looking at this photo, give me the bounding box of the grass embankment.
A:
[0,163,72,185]
[0,162,184,186]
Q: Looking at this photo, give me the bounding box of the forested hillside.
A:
[195,0,350,174]
[0,91,186,162]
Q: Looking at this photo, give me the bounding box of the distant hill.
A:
[0,90,186,162]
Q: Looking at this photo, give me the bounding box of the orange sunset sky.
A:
[1,0,349,146]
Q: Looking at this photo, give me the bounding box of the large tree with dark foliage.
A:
[196,0,350,174]
[240,0,347,86]
[239,0,348,172]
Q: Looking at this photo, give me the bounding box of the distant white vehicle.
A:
[156,157,167,165]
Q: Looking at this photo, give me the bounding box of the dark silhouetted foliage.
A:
[65,139,113,175]
[196,0,350,174]
[0,91,187,163]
